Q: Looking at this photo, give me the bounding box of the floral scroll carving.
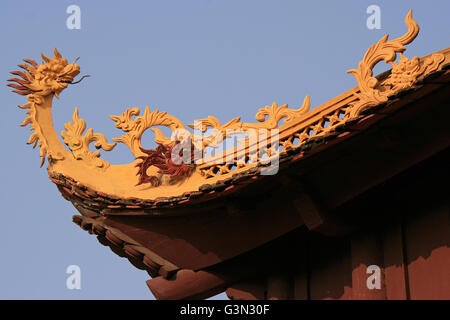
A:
[108,95,310,185]
[384,53,444,91]
[110,107,186,158]
[347,10,444,117]
[61,108,116,168]
[110,95,311,159]
[11,10,447,189]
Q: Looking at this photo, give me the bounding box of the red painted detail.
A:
[135,141,196,186]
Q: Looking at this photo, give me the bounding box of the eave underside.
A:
[71,69,450,298]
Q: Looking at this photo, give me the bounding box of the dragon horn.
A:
[54,48,62,59]
[41,52,51,63]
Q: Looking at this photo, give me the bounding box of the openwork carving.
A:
[9,10,448,192]
[110,107,186,158]
[198,103,352,179]
[110,95,311,157]
[61,108,116,169]
[110,95,311,179]
[347,10,444,117]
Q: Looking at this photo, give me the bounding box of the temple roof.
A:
[51,48,449,216]
[9,10,450,299]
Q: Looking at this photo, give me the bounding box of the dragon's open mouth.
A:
[59,74,90,84]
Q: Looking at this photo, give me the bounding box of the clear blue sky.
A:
[1,0,448,299]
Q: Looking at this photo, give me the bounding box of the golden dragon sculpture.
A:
[8,10,447,202]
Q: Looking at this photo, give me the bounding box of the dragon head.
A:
[7,48,87,99]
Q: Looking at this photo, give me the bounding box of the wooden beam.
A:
[146,227,307,300]
[279,174,350,236]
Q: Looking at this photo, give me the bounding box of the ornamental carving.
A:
[61,108,116,169]
[8,10,448,192]
[110,95,310,159]
[8,48,83,166]
[347,10,444,117]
